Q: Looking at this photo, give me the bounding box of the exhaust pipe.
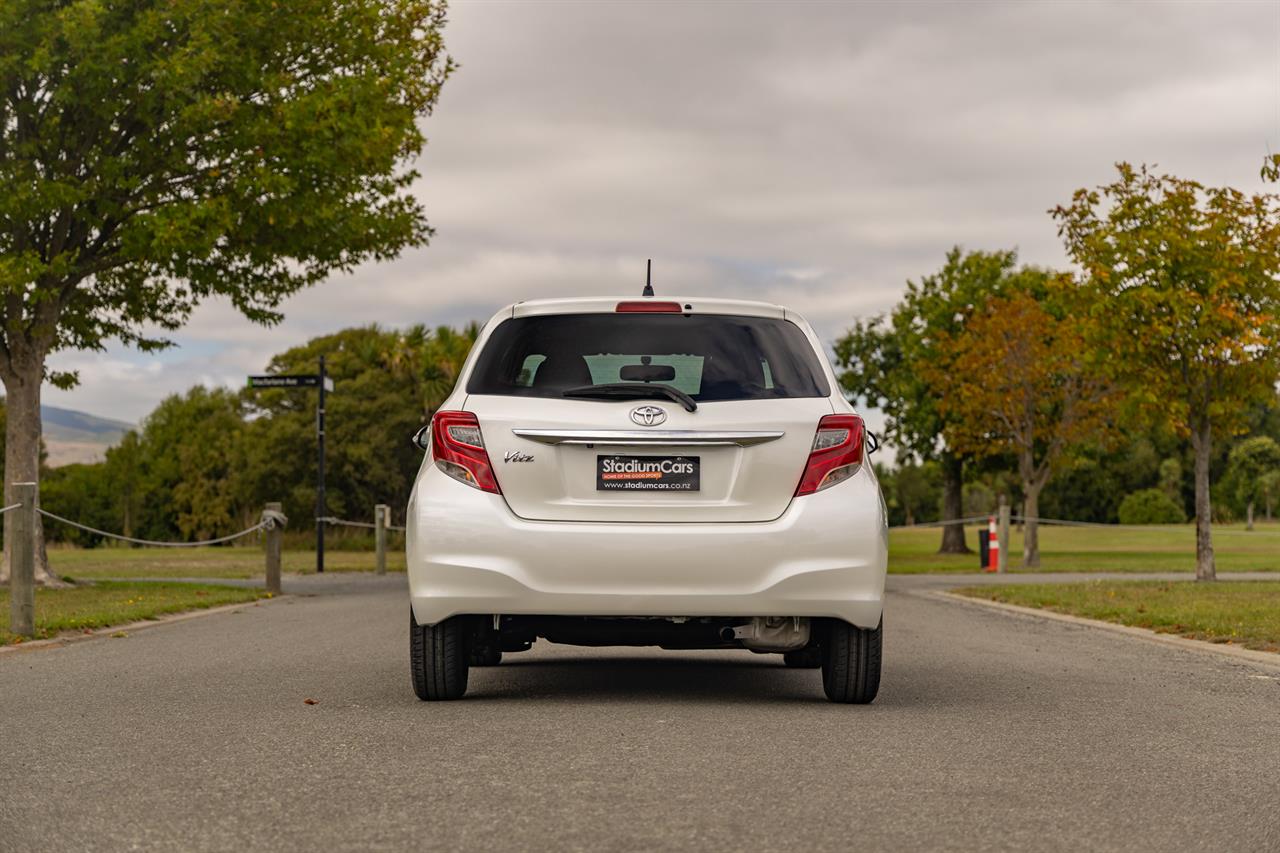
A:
[720,618,811,651]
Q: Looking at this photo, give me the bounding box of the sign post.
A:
[316,356,326,575]
[247,357,335,572]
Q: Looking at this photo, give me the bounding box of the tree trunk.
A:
[1022,484,1042,568]
[938,452,969,554]
[0,358,57,585]
[1189,416,1216,582]
[1246,501,1254,532]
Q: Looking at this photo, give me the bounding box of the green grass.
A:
[889,522,1280,574]
[953,580,1280,652]
[49,544,407,581]
[0,580,269,645]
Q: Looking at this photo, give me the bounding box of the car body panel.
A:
[407,295,887,631]
[407,459,888,629]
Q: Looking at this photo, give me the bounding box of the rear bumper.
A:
[406,465,888,629]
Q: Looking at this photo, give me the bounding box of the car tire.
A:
[782,647,822,668]
[821,617,882,704]
[410,610,469,700]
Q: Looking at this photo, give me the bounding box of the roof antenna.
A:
[642,258,654,297]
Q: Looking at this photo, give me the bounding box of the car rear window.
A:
[466,313,830,401]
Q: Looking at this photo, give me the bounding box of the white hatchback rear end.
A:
[406,295,887,702]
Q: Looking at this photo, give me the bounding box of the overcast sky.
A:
[44,0,1280,429]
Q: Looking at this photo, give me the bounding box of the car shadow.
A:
[464,653,832,703]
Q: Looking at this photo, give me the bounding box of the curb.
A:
[929,589,1280,672]
[0,594,289,657]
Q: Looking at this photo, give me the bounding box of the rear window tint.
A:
[467,313,830,401]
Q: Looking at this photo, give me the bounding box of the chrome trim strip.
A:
[511,429,785,447]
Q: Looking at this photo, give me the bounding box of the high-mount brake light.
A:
[794,414,865,496]
[431,410,501,494]
[616,301,683,313]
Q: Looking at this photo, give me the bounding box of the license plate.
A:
[597,455,700,491]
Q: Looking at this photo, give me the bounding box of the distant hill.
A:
[41,405,134,467]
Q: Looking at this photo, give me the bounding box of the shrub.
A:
[1117,489,1185,525]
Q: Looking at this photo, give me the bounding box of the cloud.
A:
[45,0,1280,425]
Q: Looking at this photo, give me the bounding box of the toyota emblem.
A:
[629,405,667,427]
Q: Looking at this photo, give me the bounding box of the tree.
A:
[382,322,480,418]
[1223,437,1280,530]
[836,248,1019,553]
[243,326,428,528]
[104,432,143,539]
[1117,489,1185,525]
[1260,471,1280,522]
[875,460,941,527]
[1053,164,1280,580]
[925,284,1117,567]
[39,462,116,546]
[1157,458,1183,505]
[0,0,453,583]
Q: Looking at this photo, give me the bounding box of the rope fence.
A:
[8,502,403,615]
[37,507,274,548]
[897,506,1280,573]
[888,515,989,530]
[320,515,407,533]
[5,488,295,638]
[1014,515,1280,535]
[890,514,1280,535]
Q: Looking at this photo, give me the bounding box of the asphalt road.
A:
[2,573,1278,852]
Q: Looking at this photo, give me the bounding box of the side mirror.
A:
[866,431,880,454]
[412,424,431,451]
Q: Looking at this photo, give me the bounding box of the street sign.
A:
[247,374,334,392]
[246,360,334,572]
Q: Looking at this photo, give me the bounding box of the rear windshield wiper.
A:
[562,383,697,412]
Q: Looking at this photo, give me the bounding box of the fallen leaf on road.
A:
[304,698,318,705]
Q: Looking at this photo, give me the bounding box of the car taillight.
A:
[794,414,865,496]
[431,411,501,494]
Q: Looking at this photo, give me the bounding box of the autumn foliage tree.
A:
[0,0,453,583]
[836,249,1021,554]
[1053,164,1280,581]
[925,283,1116,567]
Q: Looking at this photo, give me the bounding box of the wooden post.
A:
[997,497,1011,574]
[264,502,283,595]
[375,504,389,576]
[10,482,37,637]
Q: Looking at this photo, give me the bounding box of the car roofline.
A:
[504,296,788,320]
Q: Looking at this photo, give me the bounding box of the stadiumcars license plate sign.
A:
[597,455,700,491]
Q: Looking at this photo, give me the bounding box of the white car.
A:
[406,295,887,703]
